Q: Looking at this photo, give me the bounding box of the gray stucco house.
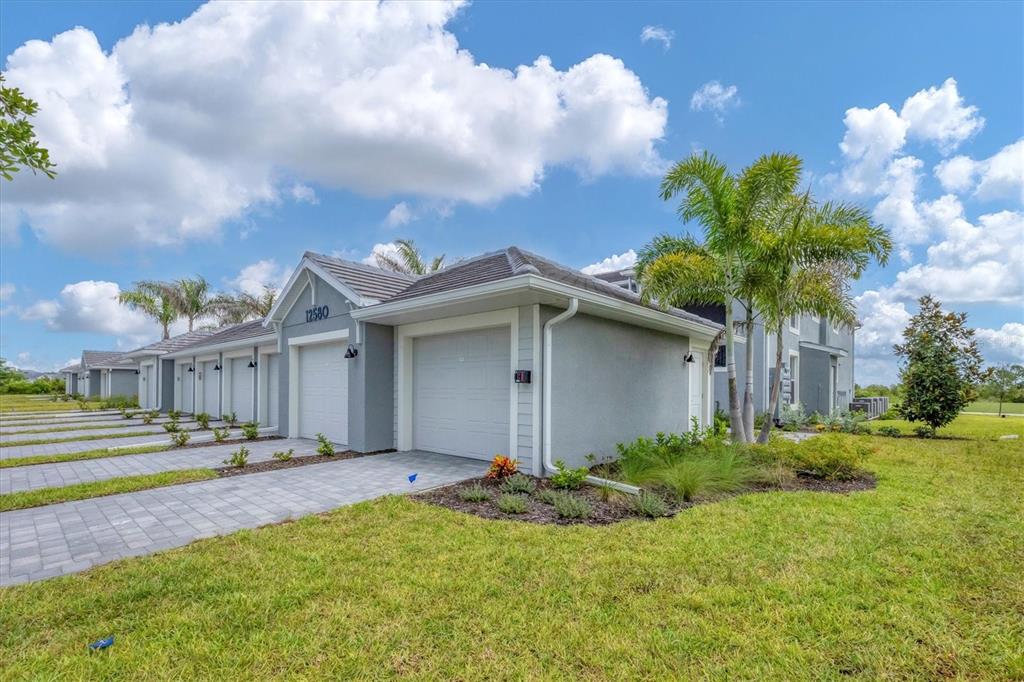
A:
[74,351,138,399]
[123,329,217,411]
[593,268,856,418]
[60,364,81,395]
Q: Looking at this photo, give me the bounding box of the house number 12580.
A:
[305,305,329,322]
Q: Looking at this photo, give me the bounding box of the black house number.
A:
[305,305,329,323]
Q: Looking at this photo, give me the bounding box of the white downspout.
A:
[542,298,640,495]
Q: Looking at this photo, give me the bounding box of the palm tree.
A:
[636,151,801,442]
[374,239,445,275]
[212,287,278,324]
[169,277,218,332]
[752,193,892,442]
[118,281,178,340]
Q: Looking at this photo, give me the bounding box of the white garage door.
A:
[265,354,279,428]
[201,360,220,417]
[298,342,347,444]
[180,364,194,413]
[413,327,510,460]
[142,364,157,409]
[230,357,254,423]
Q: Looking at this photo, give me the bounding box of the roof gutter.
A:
[542,297,640,495]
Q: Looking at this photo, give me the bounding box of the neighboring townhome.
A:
[78,351,138,400]
[60,363,81,395]
[123,329,217,411]
[159,320,277,422]
[592,267,856,418]
[262,248,722,474]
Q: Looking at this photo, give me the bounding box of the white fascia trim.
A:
[395,308,518,456]
[798,341,849,357]
[174,358,195,366]
[352,274,722,339]
[163,334,276,359]
[287,328,350,346]
[265,258,372,325]
[194,353,219,363]
[222,347,254,360]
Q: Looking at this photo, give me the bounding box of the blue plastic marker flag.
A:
[88,636,114,651]
[408,473,418,484]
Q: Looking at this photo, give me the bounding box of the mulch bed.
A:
[418,471,877,527]
[214,448,395,477]
[171,435,283,450]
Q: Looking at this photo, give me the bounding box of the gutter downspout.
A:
[542,298,640,495]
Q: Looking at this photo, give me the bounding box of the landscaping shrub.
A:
[458,484,491,503]
[316,433,335,456]
[914,425,937,439]
[241,422,259,440]
[496,493,528,514]
[141,413,154,425]
[755,433,869,481]
[170,431,191,447]
[223,446,249,468]
[273,449,294,462]
[485,455,518,480]
[779,402,809,429]
[877,425,902,438]
[535,489,560,505]
[552,493,591,519]
[212,427,230,443]
[550,459,588,489]
[102,395,139,410]
[224,412,238,427]
[168,410,181,420]
[595,483,623,503]
[162,422,180,433]
[879,408,900,420]
[631,490,669,518]
[500,473,536,495]
[195,412,210,429]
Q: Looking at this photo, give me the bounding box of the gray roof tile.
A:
[130,329,217,355]
[305,252,416,302]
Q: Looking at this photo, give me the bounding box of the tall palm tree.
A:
[636,151,801,442]
[212,287,278,324]
[118,281,178,340]
[752,193,891,442]
[374,239,445,275]
[169,277,218,332]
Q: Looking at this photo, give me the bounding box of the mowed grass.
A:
[0,395,95,413]
[0,469,217,512]
[1,418,1021,679]
[0,421,157,435]
[0,430,164,448]
[0,444,170,469]
[966,400,1024,415]
[870,412,1024,439]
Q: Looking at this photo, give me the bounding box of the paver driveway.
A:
[1,450,484,585]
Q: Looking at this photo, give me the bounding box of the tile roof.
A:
[61,364,82,373]
[130,329,218,355]
[381,246,721,328]
[81,350,130,368]
[168,319,273,354]
[305,252,416,302]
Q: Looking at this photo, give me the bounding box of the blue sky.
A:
[1,0,1021,383]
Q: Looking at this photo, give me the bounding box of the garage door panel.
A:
[201,361,220,417]
[298,343,347,444]
[266,355,279,428]
[413,327,510,460]
[230,358,254,423]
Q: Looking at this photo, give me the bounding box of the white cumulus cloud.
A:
[934,139,1024,202]
[899,78,984,154]
[0,283,14,301]
[384,202,414,228]
[3,2,668,252]
[582,249,637,274]
[229,259,293,296]
[20,280,162,345]
[690,81,740,121]
[976,323,1024,363]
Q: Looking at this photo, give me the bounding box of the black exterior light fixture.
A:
[134,369,140,375]
[344,345,358,359]
[214,363,221,371]
[187,366,195,372]
[248,359,257,368]
[683,352,695,364]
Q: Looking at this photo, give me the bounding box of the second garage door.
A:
[298,342,347,444]
[413,326,511,460]
[230,357,254,423]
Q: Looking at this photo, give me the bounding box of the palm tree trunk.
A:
[187,316,194,332]
[757,325,785,443]
[162,322,170,340]
[742,302,755,441]
[724,299,745,442]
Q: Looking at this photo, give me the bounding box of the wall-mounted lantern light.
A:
[344,345,358,359]
[248,360,257,368]
[683,352,695,363]
[214,364,221,371]
[134,369,140,375]
[187,366,195,373]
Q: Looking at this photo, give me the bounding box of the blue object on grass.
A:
[408,473,418,484]
[88,636,114,651]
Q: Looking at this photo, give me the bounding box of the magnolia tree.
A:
[895,296,985,430]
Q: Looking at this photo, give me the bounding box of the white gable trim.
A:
[265,258,374,326]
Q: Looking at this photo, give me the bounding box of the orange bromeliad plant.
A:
[485,455,518,480]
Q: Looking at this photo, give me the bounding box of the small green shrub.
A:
[877,425,902,438]
[459,484,491,503]
[223,446,249,468]
[168,409,181,420]
[914,424,937,439]
[316,433,335,456]
[170,431,191,447]
[162,422,180,433]
[496,493,528,514]
[241,422,259,440]
[780,402,809,428]
[632,490,669,518]
[195,412,210,429]
[879,408,899,420]
[756,433,869,481]
[224,412,238,427]
[535,489,560,505]
[595,483,623,503]
[141,413,154,425]
[552,493,591,519]
[273,448,294,462]
[550,459,588,490]
[500,473,536,495]
[212,427,230,443]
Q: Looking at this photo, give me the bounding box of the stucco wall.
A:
[109,369,137,399]
[799,346,832,416]
[549,311,690,468]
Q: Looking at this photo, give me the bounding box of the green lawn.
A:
[870,412,1024,439]
[965,400,1024,415]
[0,444,170,469]
[0,430,164,448]
[1,418,1021,678]
[0,395,93,413]
[0,469,217,512]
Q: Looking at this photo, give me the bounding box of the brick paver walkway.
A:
[0,427,265,461]
[1,450,484,585]
[0,420,218,444]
